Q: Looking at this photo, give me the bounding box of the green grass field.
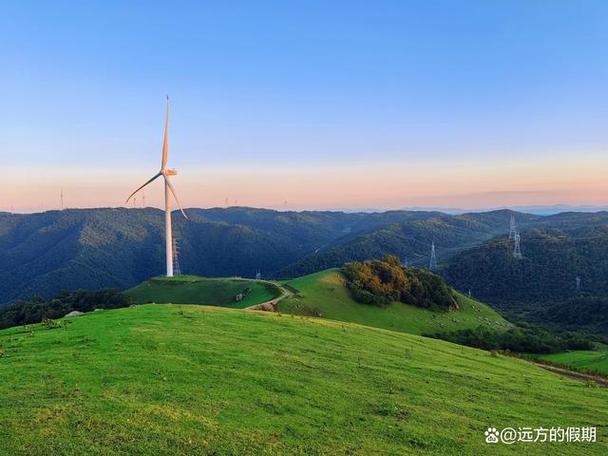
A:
[0,304,606,455]
[279,269,511,336]
[538,348,608,375]
[125,275,280,309]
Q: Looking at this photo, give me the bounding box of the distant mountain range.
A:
[278,210,542,277]
[0,207,440,303]
[2,207,608,309]
[399,205,608,215]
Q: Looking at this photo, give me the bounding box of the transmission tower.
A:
[509,214,516,240]
[60,188,64,210]
[513,231,523,259]
[172,237,182,276]
[402,256,409,268]
[255,270,262,280]
[429,242,438,271]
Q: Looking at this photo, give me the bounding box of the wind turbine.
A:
[126,96,188,277]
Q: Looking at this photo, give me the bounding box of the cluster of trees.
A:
[430,326,593,354]
[342,256,457,310]
[0,289,132,330]
[534,296,608,337]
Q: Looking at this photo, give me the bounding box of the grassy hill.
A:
[278,269,511,335]
[123,268,511,336]
[538,348,608,375]
[0,304,606,455]
[125,275,281,309]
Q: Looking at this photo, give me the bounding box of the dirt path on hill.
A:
[245,282,292,312]
[533,362,608,387]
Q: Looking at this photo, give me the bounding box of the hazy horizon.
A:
[5,201,608,217]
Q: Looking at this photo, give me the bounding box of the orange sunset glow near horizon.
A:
[4,153,608,213]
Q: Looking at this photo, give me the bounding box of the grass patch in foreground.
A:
[0,304,605,455]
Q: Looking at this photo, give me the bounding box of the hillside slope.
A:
[538,348,608,375]
[125,275,281,309]
[0,304,605,455]
[278,269,511,335]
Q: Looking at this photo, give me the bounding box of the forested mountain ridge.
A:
[1,207,607,307]
[278,210,541,277]
[442,224,608,334]
[0,207,441,304]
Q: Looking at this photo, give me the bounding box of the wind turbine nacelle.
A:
[163,169,178,176]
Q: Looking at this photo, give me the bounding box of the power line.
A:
[513,231,523,259]
[509,214,517,240]
[429,242,438,271]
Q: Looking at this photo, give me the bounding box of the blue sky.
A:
[2,1,608,210]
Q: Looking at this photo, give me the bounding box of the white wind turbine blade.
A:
[125,172,162,203]
[164,176,188,219]
[161,96,170,169]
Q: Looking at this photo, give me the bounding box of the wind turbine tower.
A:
[509,214,517,240]
[126,96,188,277]
[429,242,438,271]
